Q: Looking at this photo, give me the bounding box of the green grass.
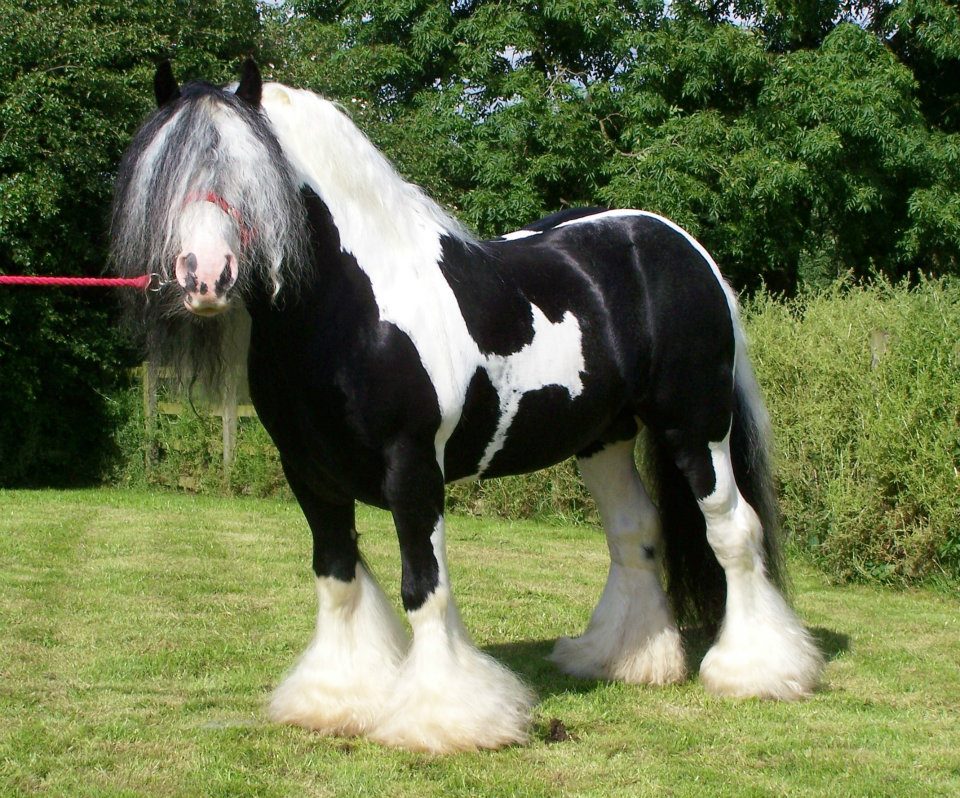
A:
[1,489,958,797]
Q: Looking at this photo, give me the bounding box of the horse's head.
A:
[111,59,308,319]
[158,61,259,315]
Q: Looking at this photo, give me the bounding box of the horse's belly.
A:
[443,365,624,483]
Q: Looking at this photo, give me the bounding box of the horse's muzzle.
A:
[175,250,237,315]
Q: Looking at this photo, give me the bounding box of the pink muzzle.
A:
[175,192,255,314]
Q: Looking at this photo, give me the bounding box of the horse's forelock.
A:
[111,86,310,299]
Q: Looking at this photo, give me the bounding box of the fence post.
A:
[143,361,158,473]
[221,373,238,486]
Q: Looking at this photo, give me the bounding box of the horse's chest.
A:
[246,328,389,503]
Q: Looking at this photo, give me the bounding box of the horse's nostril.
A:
[199,282,208,295]
[176,252,200,294]
[215,255,236,297]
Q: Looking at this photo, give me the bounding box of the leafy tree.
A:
[265,1,959,291]
[263,1,660,233]
[869,0,960,132]
[602,12,960,290]
[0,1,261,485]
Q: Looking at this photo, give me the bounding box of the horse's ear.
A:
[235,58,262,107]
[154,60,180,107]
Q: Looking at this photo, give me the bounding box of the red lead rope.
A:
[0,274,154,290]
[2,194,250,292]
[1,192,253,293]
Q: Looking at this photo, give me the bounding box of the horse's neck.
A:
[260,84,465,283]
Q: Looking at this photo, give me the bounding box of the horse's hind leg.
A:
[268,470,409,736]
[669,432,824,699]
[550,438,686,685]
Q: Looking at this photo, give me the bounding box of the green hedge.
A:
[747,278,959,583]
[110,279,960,584]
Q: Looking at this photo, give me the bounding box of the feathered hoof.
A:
[368,647,536,753]
[549,563,687,687]
[549,634,608,680]
[268,566,409,737]
[268,657,393,737]
[699,620,825,700]
[550,626,687,686]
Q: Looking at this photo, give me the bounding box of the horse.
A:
[109,59,824,752]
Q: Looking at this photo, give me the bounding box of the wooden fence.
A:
[140,362,256,476]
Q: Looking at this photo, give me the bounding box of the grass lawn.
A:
[1,489,958,797]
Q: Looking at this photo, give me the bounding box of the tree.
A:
[0,1,261,485]
[2,1,958,484]
[263,1,662,234]
[265,1,959,291]
[602,12,960,290]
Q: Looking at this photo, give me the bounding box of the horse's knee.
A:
[704,501,764,572]
[690,440,764,571]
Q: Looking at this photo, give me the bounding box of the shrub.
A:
[745,278,960,583]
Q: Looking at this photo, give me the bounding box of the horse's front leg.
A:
[269,468,409,736]
[370,438,535,752]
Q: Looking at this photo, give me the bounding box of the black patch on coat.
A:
[481,386,596,477]
[248,187,447,607]
[444,367,501,481]
[437,237,534,357]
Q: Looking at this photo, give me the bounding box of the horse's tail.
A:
[651,323,786,631]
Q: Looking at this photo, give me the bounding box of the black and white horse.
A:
[110,60,823,752]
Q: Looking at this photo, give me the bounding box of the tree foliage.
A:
[1,0,959,484]
[0,1,261,484]
[264,0,960,292]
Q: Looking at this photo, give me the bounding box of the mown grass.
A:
[2,489,958,797]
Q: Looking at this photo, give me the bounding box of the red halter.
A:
[183,191,256,248]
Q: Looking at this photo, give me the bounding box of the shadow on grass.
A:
[484,638,600,698]
[810,626,851,660]
[486,624,849,701]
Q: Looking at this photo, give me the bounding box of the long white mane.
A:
[111,89,309,299]
[259,83,474,261]
[111,78,472,400]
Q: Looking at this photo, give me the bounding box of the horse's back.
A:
[520,210,739,435]
[484,209,736,373]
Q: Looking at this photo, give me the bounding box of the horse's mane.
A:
[111,83,311,296]
[259,83,475,261]
[110,82,310,399]
[110,78,472,400]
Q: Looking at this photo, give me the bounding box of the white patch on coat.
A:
[495,228,542,241]
[261,84,585,474]
[696,435,824,699]
[477,306,584,472]
[550,440,686,685]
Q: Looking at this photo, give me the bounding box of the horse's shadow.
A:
[485,625,850,702]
